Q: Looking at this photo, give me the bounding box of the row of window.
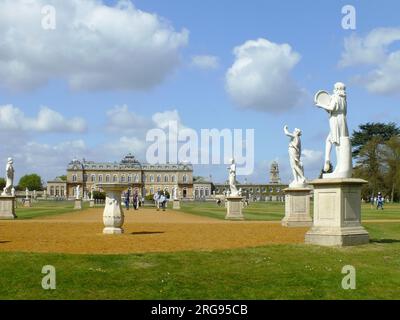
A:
[49,186,65,197]
[216,187,281,194]
[72,174,189,183]
[194,188,211,198]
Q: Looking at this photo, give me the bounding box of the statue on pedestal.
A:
[2,158,14,196]
[314,82,352,178]
[284,125,306,187]
[25,187,29,199]
[227,158,239,197]
[76,185,81,200]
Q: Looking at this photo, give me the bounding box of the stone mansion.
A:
[46,154,287,201]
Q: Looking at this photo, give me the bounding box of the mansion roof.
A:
[67,154,193,172]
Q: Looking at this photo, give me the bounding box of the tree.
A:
[352,122,400,157]
[381,136,400,202]
[58,175,67,181]
[18,174,43,191]
[0,177,5,191]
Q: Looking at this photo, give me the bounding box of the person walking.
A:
[133,191,139,210]
[124,189,130,210]
[377,192,384,210]
[153,192,160,211]
[159,192,167,211]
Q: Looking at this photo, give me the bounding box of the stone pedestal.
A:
[225,196,244,220]
[99,183,125,235]
[0,196,17,219]
[172,199,180,209]
[89,199,95,208]
[282,187,312,227]
[305,178,369,247]
[74,199,82,210]
[24,199,31,207]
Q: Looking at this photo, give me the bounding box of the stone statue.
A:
[2,158,14,196]
[25,187,29,199]
[227,158,239,197]
[11,187,15,197]
[172,186,178,200]
[284,125,306,187]
[315,82,352,178]
[76,185,80,200]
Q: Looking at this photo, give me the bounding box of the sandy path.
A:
[0,208,307,255]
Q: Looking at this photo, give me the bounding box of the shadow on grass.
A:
[0,241,11,244]
[370,238,400,244]
[130,231,165,235]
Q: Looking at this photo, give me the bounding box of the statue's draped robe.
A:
[328,94,349,145]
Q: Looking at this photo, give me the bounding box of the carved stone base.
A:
[305,178,370,247]
[282,187,312,227]
[89,200,95,208]
[100,184,125,235]
[0,196,16,219]
[225,196,244,220]
[172,199,181,209]
[24,199,32,208]
[103,227,124,235]
[74,199,82,210]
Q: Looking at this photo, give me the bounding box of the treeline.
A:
[0,173,43,191]
[352,122,400,202]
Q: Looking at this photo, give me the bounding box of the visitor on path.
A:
[159,192,167,211]
[153,192,160,211]
[133,191,139,210]
[216,198,221,206]
[377,192,384,210]
[124,190,130,210]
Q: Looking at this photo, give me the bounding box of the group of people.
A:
[153,191,168,211]
[123,189,143,210]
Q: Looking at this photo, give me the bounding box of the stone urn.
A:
[98,183,126,234]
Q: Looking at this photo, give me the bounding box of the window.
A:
[91,175,96,182]
[50,186,54,196]
[113,175,118,182]
[106,175,110,182]
[72,175,77,182]
[150,187,154,194]
[164,175,169,182]
[157,175,161,182]
[127,175,132,183]
[150,175,154,182]
[171,175,176,183]
[98,175,103,183]
[83,174,88,182]
[183,175,187,183]
[121,175,126,183]
[134,174,139,183]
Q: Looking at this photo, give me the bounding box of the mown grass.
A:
[14,200,90,219]
[179,201,400,221]
[0,222,399,300]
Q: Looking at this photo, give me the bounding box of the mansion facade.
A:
[47,154,198,200]
[46,156,287,202]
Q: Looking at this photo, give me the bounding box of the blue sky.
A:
[0,0,399,184]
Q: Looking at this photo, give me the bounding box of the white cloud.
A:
[225,38,303,112]
[339,28,400,95]
[106,105,152,134]
[0,105,87,133]
[0,0,188,91]
[191,55,219,69]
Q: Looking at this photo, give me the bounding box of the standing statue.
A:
[227,158,239,197]
[172,186,178,200]
[2,158,14,196]
[315,82,352,178]
[76,185,81,200]
[284,125,306,187]
[25,187,29,199]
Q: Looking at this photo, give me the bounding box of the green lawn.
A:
[14,200,90,219]
[178,201,400,221]
[0,222,399,299]
[1,200,400,299]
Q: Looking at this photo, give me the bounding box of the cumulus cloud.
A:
[191,55,219,69]
[106,105,152,134]
[0,104,87,133]
[225,38,303,112]
[339,28,400,95]
[0,0,188,91]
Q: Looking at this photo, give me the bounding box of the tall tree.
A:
[0,177,5,191]
[351,122,400,157]
[18,174,43,191]
[381,136,400,202]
